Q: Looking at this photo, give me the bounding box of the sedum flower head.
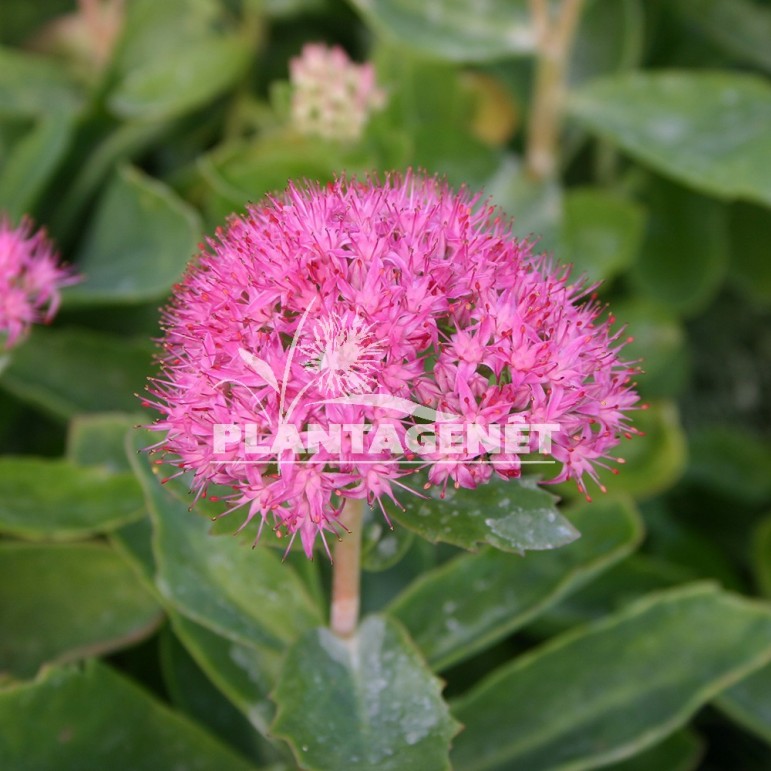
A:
[289,43,386,142]
[0,217,76,351]
[147,173,639,558]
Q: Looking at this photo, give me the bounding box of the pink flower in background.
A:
[147,173,640,558]
[0,217,77,351]
[289,43,386,141]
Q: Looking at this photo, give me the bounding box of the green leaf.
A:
[254,0,326,17]
[0,542,162,679]
[753,516,771,599]
[529,554,695,636]
[0,327,154,419]
[486,156,562,252]
[716,662,771,745]
[109,0,251,120]
[170,612,282,736]
[110,517,157,586]
[362,511,415,572]
[569,72,771,206]
[129,431,322,651]
[348,0,534,62]
[66,165,200,305]
[675,0,771,74]
[641,500,742,590]
[631,176,727,316]
[0,661,257,770]
[112,0,222,71]
[612,299,688,398]
[451,583,771,771]
[0,456,144,540]
[199,135,361,225]
[67,412,139,472]
[374,45,475,131]
[371,46,499,187]
[388,497,643,670]
[569,0,644,87]
[109,37,251,120]
[413,126,499,189]
[0,112,75,219]
[560,187,645,284]
[685,426,771,507]
[272,615,460,771]
[601,730,703,771]
[0,0,86,47]
[0,46,81,117]
[159,627,272,764]
[728,202,771,305]
[391,476,579,553]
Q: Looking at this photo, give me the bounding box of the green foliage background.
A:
[1,1,771,769]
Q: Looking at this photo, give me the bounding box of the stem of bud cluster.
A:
[525,0,586,181]
[330,497,365,638]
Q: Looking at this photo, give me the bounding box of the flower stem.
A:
[525,0,586,181]
[78,0,123,66]
[330,498,364,638]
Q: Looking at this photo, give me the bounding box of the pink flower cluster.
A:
[0,217,75,351]
[289,43,386,142]
[148,173,639,557]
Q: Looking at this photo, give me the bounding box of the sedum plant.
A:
[1,1,771,770]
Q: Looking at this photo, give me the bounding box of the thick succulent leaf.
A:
[486,156,562,252]
[569,0,644,87]
[451,584,771,771]
[0,327,154,418]
[0,456,144,539]
[631,177,727,316]
[529,554,695,637]
[347,0,534,62]
[110,38,251,120]
[560,187,645,284]
[391,476,579,553]
[602,730,703,771]
[675,0,771,74]
[66,413,139,472]
[199,135,361,225]
[362,518,415,572]
[159,628,277,765]
[0,661,257,770]
[129,431,322,651]
[640,500,742,590]
[371,45,498,186]
[728,202,771,305]
[170,612,282,737]
[361,503,415,572]
[715,662,771,745]
[272,615,460,771]
[388,497,643,670]
[569,72,771,206]
[255,0,326,17]
[0,46,81,116]
[753,515,771,599]
[0,112,75,219]
[108,0,251,120]
[110,517,157,587]
[612,300,687,398]
[685,426,771,507]
[0,542,162,679]
[66,165,200,305]
[715,665,771,744]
